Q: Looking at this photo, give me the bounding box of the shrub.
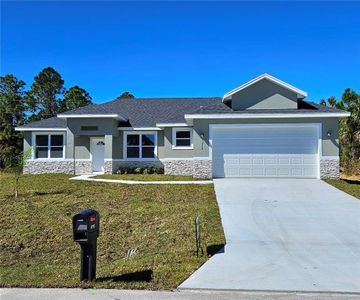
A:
[134,167,142,174]
[155,167,164,174]
[115,166,164,175]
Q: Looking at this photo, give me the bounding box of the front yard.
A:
[0,173,224,289]
[325,178,360,199]
[95,174,209,181]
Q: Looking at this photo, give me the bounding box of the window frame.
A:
[123,131,158,161]
[31,132,66,160]
[172,127,193,150]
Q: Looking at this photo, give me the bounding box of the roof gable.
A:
[223,73,308,102]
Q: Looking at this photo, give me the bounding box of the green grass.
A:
[325,179,360,199]
[0,173,224,289]
[95,174,208,181]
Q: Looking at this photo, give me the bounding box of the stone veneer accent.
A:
[320,157,340,179]
[104,160,114,174]
[163,160,193,176]
[109,159,212,178]
[193,159,213,179]
[23,159,214,178]
[74,161,92,174]
[24,160,92,175]
[24,160,74,175]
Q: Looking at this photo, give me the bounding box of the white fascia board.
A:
[15,127,67,131]
[185,112,350,120]
[156,123,189,128]
[57,114,126,121]
[223,73,308,101]
[118,127,162,131]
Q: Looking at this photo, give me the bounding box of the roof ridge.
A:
[115,96,222,100]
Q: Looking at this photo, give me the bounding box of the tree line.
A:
[320,89,360,175]
[0,66,134,169]
[1,67,359,175]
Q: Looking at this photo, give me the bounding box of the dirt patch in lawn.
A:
[0,173,224,289]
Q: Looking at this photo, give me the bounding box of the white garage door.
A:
[211,124,320,178]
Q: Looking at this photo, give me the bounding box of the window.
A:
[81,126,98,131]
[172,128,193,149]
[125,132,156,159]
[34,134,65,159]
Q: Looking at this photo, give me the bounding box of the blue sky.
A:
[1,1,360,104]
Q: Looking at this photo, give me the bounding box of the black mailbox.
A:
[73,209,100,242]
[72,209,100,281]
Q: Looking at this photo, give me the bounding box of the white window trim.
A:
[123,131,158,161]
[172,127,193,150]
[31,132,66,160]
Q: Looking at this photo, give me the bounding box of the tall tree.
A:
[116,91,135,99]
[339,89,360,168]
[321,89,360,174]
[0,75,26,169]
[327,96,337,108]
[59,85,93,112]
[27,67,65,120]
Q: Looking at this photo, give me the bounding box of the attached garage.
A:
[210,123,321,178]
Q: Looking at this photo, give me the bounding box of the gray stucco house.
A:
[16,74,349,179]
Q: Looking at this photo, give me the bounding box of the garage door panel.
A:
[212,125,319,178]
[213,143,317,154]
[265,168,277,176]
[291,158,302,164]
[253,158,264,165]
[252,168,264,176]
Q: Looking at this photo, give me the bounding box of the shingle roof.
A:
[19,117,67,129]
[189,100,348,115]
[18,97,348,129]
[60,97,223,127]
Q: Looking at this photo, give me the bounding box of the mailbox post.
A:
[72,209,100,281]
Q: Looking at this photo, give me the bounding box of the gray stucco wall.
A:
[230,79,298,110]
[24,132,32,153]
[75,135,90,159]
[193,118,339,158]
[66,118,120,160]
[67,118,119,136]
[113,134,122,159]
[161,128,194,158]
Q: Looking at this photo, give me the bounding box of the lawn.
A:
[95,174,209,181]
[325,179,360,199]
[0,173,224,289]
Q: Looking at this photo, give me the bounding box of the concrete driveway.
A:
[179,179,360,293]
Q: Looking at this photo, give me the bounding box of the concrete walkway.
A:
[1,288,360,300]
[180,179,360,293]
[70,174,212,185]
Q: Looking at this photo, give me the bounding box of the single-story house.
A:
[16,73,350,179]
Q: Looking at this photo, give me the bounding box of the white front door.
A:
[211,124,320,178]
[91,138,105,172]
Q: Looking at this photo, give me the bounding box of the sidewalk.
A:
[1,289,359,300]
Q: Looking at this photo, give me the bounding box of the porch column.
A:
[66,129,75,159]
[104,134,113,174]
